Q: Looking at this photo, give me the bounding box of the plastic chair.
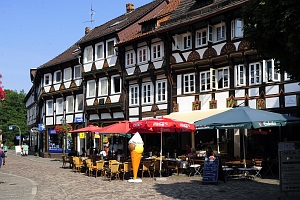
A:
[188,158,201,177]
[252,160,263,178]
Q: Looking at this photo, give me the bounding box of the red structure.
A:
[0,74,5,100]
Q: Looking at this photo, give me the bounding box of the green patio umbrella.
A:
[194,106,300,166]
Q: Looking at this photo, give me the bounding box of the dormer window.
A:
[194,0,214,9]
[141,19,157,33]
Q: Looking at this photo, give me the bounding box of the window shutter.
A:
[210,68,218,89]
[175,34,181,49]
[231,20,235,39]
[208,25,213,42]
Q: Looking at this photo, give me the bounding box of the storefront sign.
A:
[79,132,85,139]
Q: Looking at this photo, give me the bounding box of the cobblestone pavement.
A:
[1,150,299,200]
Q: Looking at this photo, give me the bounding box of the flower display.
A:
[55,123,72,134]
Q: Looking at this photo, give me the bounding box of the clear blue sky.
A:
[0,0,150,93]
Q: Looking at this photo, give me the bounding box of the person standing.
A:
[23,143,29,156]
[3,144,8,157]
[0,147,5,168]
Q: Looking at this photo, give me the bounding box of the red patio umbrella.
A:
[69,125,101,133]
[129,117,196,178]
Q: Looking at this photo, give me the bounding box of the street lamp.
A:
[9,125,21,146]
[60,117,66,155]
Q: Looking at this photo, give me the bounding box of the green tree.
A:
[0,89,27,145]
[242,0,300,80]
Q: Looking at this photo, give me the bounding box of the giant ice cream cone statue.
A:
[128,132,144,182]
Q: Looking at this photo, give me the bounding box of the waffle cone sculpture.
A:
[128,132,144,180]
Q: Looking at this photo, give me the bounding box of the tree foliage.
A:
[242,0,300,80]
[0,89,27,144]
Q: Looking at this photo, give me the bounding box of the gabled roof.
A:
[38,0,165,69]
[78,0,165,44]
[39,43,81,69]
[158,0,248,32]
[116,0,181,46]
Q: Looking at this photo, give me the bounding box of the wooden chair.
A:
[121,162,132,180]
[140,160,152,178]
[178,155,186,161]
[61,155,70,168]
[163,160,179,176]
[93,161,105,178]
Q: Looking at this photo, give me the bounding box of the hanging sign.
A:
[79,132,85,139]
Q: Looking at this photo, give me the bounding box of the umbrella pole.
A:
[243,129,246,168]
[160,131,162,178]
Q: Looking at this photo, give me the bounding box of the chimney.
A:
[85,27,91,35]
[126,3,134,13]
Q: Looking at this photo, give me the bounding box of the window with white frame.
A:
[138,47,147,64]
[98,77,108,96]
[66,96,74,113]
[87,80,96,97]
[173,34,181,50]
[129,85,139,106]
[125,50,135,67]
[106,39,115,57]
[56,98,63,114]
[196,29,207,47]
[249,62,262,85]
[142,82,153,104]
[74,65,81,79]
[207,22,226,42]
[152,42,162,60]
[284,72,292,81]
[54,71,62,84]
[76,94,84,112]
[111,75,121,94]
[184,73,195,94]
[217,67,229,89]
[234,64,246,87]
[200,71,211,92]
[46,100,53,115]
[85,46,93,63]
[231,19,243,39]
[156,80,167,102]
[264,59,280,82]
[96,42,104,60]
[183,32,191,50]
[64,68,72,81]
[44,73,52,86]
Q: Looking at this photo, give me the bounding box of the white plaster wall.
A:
[235,89,245,98]
[177,74,182,95]
[142,106,152,112]
[215,92,228,109]
[64,81,71,89]
[95,60,104,70]
[139,63,148,73]
[153,60,163,69]
[233,41,241,50]
[177,96,195,112]
[129,117,139,122]
[182,52,190,60]
[213,42,226,55]
[84,63,92,72]
[107,56,117,67]
[266,97,279,108]
[86,98,94,106]
[46,117,53,126]
[248,99,256,109]
[285,82,300,93]
[285,95,297,107]
[44,86,51,93]
[196,48,206,58]
[249,87,259,97]
[265,85,279,95]
[173,53,183,63]
[113,112,124,119]
[157,104,168,110]
[101,113,111,119]
[109,95,120,103]
[129,107,139,116]
[200,94,211,110]
[66,115,73,123]
[74,79,82,87]
[90,114,99,120]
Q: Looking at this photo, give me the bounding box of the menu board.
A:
[279,144,300,192]
[202,155,219,185]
